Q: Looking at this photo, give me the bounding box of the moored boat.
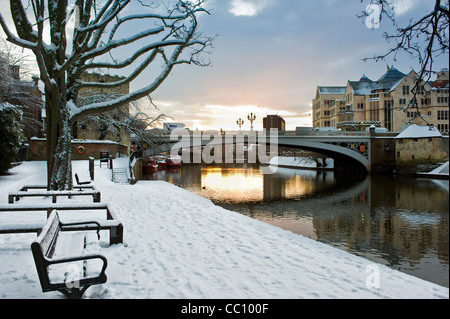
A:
[156,154,167,169]
[167,155,182,167]
[142,157,158,172]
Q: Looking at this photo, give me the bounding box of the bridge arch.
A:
[276,138,369,174]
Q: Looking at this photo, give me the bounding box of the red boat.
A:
[155,154,167,169]
[142,157,158,172]
[167,155,182,168]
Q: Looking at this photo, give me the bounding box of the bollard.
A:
[89,157,95,180]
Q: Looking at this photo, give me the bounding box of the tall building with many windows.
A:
[312,67,449,133]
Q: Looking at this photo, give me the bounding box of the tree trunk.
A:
[45,86,73,191]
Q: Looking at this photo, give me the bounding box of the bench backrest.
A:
[100,152,109,159]
[31,210,61,289]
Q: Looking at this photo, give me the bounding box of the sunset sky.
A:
[140,0,449,131]
[1,0,448,131]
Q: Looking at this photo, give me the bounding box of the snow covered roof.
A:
[349,80,376,95]
[395,124,442,139]
[318,86,346,95]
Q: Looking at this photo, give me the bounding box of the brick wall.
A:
[29,138,129,161]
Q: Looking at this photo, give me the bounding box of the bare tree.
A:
[0,41,44,137]
[359,0,449,124]
[0,0,212,190]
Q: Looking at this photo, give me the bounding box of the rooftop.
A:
[318,86,346,94]
[396,124,442,139]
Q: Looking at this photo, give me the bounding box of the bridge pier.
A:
[368,128,396,174]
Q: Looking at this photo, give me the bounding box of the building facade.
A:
[263,115,286,132]
[312,67,449,133]
[73,72,131,149]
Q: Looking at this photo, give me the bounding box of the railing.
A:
[152,130,375,137]
[128,150,142,182]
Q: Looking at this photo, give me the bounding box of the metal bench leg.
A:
[110,224,124,245]
[58,285,91,299]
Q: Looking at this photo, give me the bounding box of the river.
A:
[142,164,449,288]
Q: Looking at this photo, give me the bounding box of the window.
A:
[438,110,448,121]
[421,98,430,105]
[407,111,419,118]
[438,124,449,132]
[437,96,448,104]
[403,85,410,95]
[416,85,425,95]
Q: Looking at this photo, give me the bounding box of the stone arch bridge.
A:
[142,130,397,174]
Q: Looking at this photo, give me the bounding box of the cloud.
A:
[391,0,417,16]
[229,0,271,17]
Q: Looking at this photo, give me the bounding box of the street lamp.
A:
[247,113,256,131]
[236,118,244,133]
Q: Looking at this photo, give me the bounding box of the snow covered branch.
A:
[0,0,212,190]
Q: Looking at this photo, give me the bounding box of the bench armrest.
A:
[60,221,101,239]
[47,254,108,276]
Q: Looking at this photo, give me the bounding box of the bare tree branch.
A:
[0,0,212,190]
[359,0,449,125]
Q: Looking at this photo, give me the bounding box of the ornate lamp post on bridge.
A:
[236,118,244,133]
[247,113,256,132]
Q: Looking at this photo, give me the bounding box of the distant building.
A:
[73,72,131,149]
[295,126,313,135]
[395,124,448,173]
[263,115,285,132]
[163,123,185,132]
[3,65,44,140]
[312,67,449,133]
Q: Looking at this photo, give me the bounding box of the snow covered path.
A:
[0,160,448,299]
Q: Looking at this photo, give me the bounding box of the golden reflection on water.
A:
[201,167,263,202]
[200,167,318,203]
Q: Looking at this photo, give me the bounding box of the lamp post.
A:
[247,113,256,131]
[236,118,244,133]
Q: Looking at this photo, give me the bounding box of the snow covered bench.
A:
[100,152,112,168]
[18,185,96,191]
[31,210,108,299]
[0,203,124,244]
[8,188,101,203]
[75,174,92,185]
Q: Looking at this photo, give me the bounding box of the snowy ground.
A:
[0,159,448,299]
[268,156,334,169]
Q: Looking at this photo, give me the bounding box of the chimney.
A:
[9,65,20,80]
[32,75,40,87]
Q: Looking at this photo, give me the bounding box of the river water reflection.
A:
[143,164,449,288]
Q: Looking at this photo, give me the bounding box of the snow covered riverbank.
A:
[268,156,334,170]
[0,160,448,299]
